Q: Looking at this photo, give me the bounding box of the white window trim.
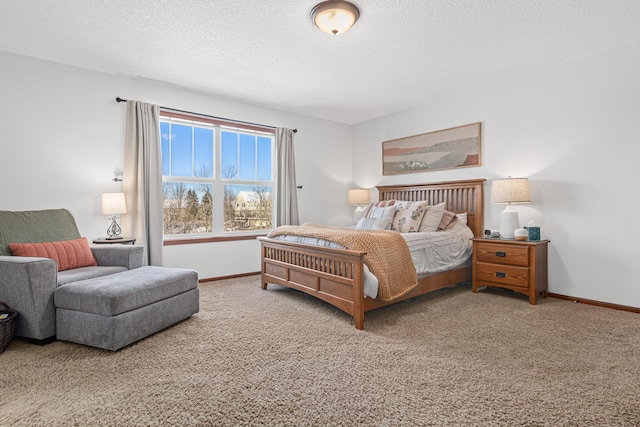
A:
[160,113,275,241]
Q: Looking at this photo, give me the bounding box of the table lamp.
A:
[101,192,127,240]
[491,178,530,239]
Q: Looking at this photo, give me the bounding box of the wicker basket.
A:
[0,301,18,354]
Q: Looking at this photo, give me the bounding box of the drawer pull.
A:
[495,251,506,257]
[496,272,506,278]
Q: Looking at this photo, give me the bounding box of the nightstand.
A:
[93,237,137,245]
[472,237,549,304]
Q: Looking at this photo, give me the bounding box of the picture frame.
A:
[382,122,482,175]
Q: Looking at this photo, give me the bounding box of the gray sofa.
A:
[1,209,200,350]
[0,209,145,343]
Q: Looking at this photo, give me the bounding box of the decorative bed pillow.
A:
[391,201,428,233]
[438,211,469,231]
[9,237,98,272]
[356,217,392,231]
[418,202,446,232]
[437,210,458,231]
[456,212,467,226]
[364,200,396,220]
[363,203,396,230]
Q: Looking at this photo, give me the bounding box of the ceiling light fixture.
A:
[311,1,360,36]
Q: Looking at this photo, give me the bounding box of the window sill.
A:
[163,233,268,246]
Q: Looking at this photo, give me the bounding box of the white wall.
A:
[0,51,353,279]
[5,42,640,306]
[352,42,640,308]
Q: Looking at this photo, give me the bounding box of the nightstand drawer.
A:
[475,262,529,288]
[475,243,529,267]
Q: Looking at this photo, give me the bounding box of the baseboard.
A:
[548,293,640,314]
[199,271,260,283]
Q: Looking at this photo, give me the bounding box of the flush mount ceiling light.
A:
[311,0,360,36]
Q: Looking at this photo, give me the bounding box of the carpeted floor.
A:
[1,276,639,426]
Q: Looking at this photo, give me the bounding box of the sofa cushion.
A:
[54,266,199,316]
[57,265,129,286]
[0,209,81,256]
[9,237,98,272]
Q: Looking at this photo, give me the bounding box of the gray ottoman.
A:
[54,266,199,351]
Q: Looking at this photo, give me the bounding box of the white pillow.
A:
[418,202,446,232]
[457,212,468,226]
[356,217,392,231]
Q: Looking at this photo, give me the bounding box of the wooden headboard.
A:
[376,179,486,237]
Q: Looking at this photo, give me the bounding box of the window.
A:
[160,111,274,240]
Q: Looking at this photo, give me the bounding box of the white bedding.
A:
[270,221,473,299]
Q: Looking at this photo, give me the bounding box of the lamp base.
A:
[353,205,365,225]
[106,215,122,239]
[105,236,124,240]
[499,206,520,239]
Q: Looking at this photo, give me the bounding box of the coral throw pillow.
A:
[9,237,98,272]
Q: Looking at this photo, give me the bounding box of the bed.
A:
[258,179,485,329]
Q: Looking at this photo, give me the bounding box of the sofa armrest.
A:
[0,256,58,340]
[90,245,144,270]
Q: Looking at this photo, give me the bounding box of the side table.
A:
[93,237,137,245]
[472,237,549,304]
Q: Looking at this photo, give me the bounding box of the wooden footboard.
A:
[259,237,367,329]
[259,236,472,329]
[260,178,485,330]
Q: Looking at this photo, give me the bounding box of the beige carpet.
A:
[1,276,639,426]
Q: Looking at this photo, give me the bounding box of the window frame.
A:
[160,110,276,245]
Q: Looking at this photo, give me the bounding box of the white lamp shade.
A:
[347,188,370,206]
[491,178,530,204]
[101,192,127,215]
[311,1,360,35]
[492,178,530,239]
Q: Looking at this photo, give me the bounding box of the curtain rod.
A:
[116,97,296,133]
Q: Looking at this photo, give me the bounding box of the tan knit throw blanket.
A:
[267,223,418,301]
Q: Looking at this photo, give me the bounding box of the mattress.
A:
[270,221,473,299]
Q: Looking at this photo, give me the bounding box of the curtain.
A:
[123,101,163,266]
[275,128,299,226]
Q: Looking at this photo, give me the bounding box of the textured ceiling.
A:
[2,0,640,124]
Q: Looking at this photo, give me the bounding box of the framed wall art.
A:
[382,122,482,175]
